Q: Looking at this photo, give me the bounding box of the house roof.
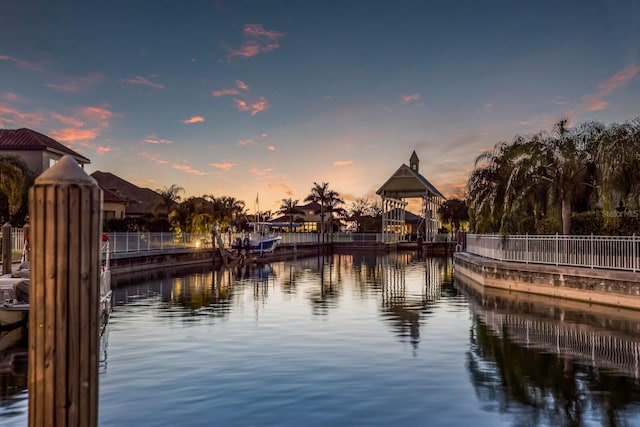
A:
[376,163,445,199]
[91,171,166,216]
[0,128,90,164]
[101,186,127,204]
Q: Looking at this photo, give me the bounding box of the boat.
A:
[0,234,112,333]
[231,222,282,255]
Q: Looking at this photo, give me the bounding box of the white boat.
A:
[0,235,112,332]
[231,222,282,255]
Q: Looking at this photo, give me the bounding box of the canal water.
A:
[1,252,640,426]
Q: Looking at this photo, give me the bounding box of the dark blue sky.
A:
[1,0,639,210]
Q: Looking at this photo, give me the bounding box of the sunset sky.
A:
[1,0,639,213]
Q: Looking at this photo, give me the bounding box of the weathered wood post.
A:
[28,155,102,427]
[2,222,11,274]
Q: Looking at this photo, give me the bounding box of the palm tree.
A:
[325,190,345,233]
[277,198,300,231]
[156,184,184,218]
[0,155,33,223]
[437,198,469,232]
[510,119,596,234]
[305,182,330,237]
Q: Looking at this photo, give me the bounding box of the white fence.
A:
[466,233,640,272]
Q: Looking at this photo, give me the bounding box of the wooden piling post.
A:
[28,155,102,427]
[2,222,11,274]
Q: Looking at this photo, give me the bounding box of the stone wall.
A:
[454,252,640,311]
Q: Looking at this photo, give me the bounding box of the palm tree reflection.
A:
[460,276,640,426]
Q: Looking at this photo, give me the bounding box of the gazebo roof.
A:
[376,163,444,199]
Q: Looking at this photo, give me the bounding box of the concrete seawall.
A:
[454,252,640,311]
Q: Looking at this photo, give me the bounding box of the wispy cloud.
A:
[333,160,353,166]
[142,134,173,144]
[50,112,84,127]
[0,54,43,72]
[483,102,494,111]
[233,97,269,115]
[581,64,640,112]
[212,88,239,97]
[172,163,208,175]
[237,138,253,146]
[50,105,117,144]
[249,167,273,177]
[212,79,250,97]
[211,162,237,170]
[266,182,293,196]
[46,72,105,93]
[50,127,101,142]
[181,116,204,124]
[401,93,420,104]
[267,145,275,151]
[0,104,44,127]
[235,79,249,91]
[121,75,165,89]
[139,152,168,164]
[243,24,285,40]
[228,24,285,58]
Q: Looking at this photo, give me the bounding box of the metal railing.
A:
[466,233,640,272]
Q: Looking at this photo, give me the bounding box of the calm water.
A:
[2,252,640,426]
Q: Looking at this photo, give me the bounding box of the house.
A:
[101,186,127,220]
[270,201,343,232]
[0,128,90,175]
[91,171,168,218]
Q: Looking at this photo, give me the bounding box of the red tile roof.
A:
[91,171,167,217]
[0,128,90,163]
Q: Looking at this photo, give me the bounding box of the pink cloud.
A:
[172,163,208,175]
[79,106,115,126]
[3,93,21,102]
[249,167,273,177]
[233,97,269,115]
[235,79,250,91]
[121,75,165,89]
[212,88,240,97]
[139,152,168,164]
[0,104,44,127]
[237,138,253,146]
[579,65,640,113]
[46,72,105,93]
[333,160,353,166]
[50,112,85,127]
[267,145,275,151]
[181,116,204,124]
[142,134,173,144]
[243,24,285,40]
[50,128,101,142]
[598,65,640,96]
[211,162,237,170]
[0,54,43,72]
[266,182,293,196]
[227,24,285,58]
[483,103,494,111]
[401,94,420,104]
[582,94,609,112]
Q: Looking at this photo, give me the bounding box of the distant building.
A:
[269,201,334,232]
[0,128,90,175]
[91,171,168,218]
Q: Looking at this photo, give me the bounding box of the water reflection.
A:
[4,254,640,426]
[457,274,640,426]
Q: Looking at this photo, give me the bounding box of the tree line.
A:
[467,116,640,235]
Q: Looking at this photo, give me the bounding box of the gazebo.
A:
[376,151,445,242]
